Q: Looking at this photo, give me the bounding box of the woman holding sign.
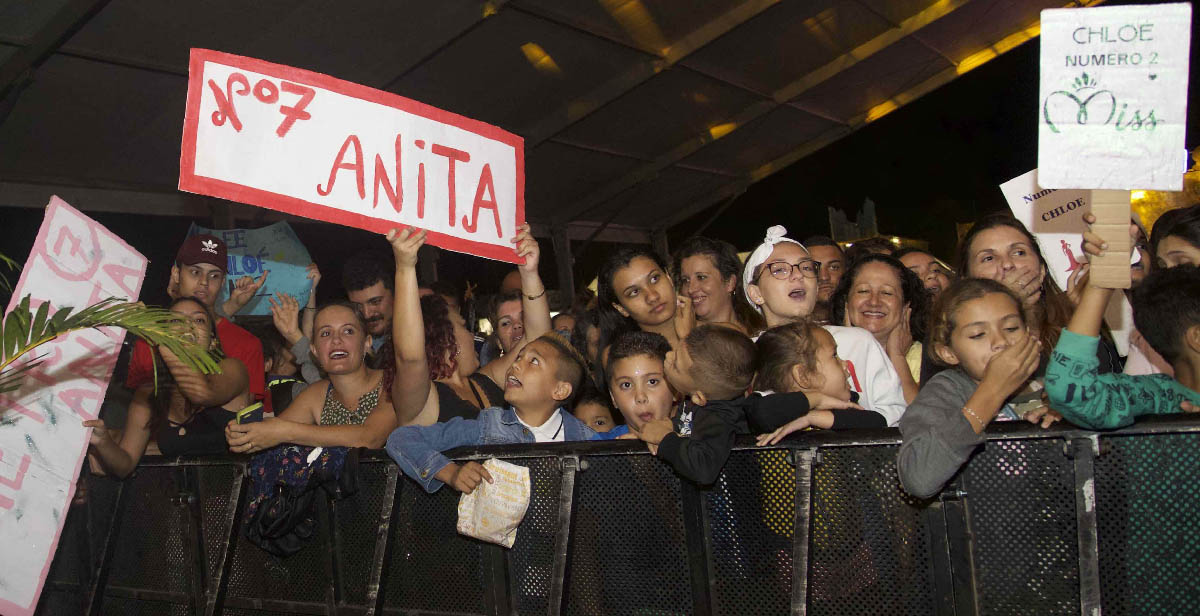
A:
[958,213,1120,373]
[388,223,552,426]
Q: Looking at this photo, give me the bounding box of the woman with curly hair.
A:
[387,224,552,426]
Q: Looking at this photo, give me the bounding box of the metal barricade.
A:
[35,416,1200,615]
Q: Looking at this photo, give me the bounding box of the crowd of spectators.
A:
[85,203,1200,507]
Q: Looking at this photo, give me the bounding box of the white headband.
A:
[742,225,805,310]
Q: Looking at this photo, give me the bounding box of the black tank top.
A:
[432,372,506,422]
[155,406,236,457]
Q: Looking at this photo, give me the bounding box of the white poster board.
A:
[0,197,148,616]
[1037,3,1191,190]
[1001,169,1134,355]
[179,49,525,263]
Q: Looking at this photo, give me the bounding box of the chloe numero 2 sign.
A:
[1037,3,1191,191]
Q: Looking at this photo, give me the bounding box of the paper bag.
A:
[456,459,531,548]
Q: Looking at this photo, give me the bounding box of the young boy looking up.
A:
[1047,264,1200,429]
[385,333,597,493]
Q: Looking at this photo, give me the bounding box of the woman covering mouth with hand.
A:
[225,302,398,454]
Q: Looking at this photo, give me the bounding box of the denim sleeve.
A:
[1046,330,1198,430]
[385,417,484,493]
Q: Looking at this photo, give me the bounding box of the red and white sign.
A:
[0,197,148,616]
[179,49,526,263]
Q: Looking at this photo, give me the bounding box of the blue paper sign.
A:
[188,221,313,315]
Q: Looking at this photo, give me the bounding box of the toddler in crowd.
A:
[754,320,886,445]
[571,381,617,433]
[1046,264,1200,428]
[386,332,597,493]
[896,278,1059,498]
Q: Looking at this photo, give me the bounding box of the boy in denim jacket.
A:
[386,333,597,493]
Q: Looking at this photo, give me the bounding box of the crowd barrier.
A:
[35,415,1200,615]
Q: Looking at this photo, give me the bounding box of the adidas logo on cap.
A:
[201,239,218,254]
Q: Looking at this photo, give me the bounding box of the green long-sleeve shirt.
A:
[1046,330,1200,430]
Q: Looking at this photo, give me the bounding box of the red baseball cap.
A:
[176,234,227,272]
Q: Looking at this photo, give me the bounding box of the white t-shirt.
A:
[824,325,908,427]
[517,410,566,442]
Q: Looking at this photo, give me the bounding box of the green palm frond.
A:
[0,296,220,395]
[0,251,18,295]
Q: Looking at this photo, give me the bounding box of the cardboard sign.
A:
[1001,169,1134,353]
[180,49,525,263]
[0,197,148,616]
[457,458,530,549]
[190,221,313,315]
[1038,3,1192,190]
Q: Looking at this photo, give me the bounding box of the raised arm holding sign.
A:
[180,49,525,263]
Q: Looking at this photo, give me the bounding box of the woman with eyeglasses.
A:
[744,226,908,426]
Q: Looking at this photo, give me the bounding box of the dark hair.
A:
[606,330,671,377]
[429,280,459,303]
[802,235,841,250]
[754,320,825,393]
[829,254,929,342]
[1150,204,1200,267]
[149,297,226,433]
[672,236,764,333]
[683,324,755,400]
[570,379,618,420]
[927,278,1026,366]
[595,247,668,358]
[242,319,287,367]
[341,249,393,293]
[420,294,458,380]
[534,333,588,408]
[1132,264,1200,364]
[844,237,896,264]
[956,213,1072,359]
[569,308,602,387]
[488,289,524,332]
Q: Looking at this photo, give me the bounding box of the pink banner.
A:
[0,196,147,616]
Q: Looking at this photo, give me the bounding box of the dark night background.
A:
[1,0,1197,309]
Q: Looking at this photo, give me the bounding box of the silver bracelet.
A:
[962,406,986,424]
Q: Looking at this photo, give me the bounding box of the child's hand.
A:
[803,391,862,411]
[1022,404,1063,429]
[1181,400,1200,413]
[386,227,426,268]
[635,418,674,446]
[1081,213,1141,259]
[512,224,540,273]
[449,461,493,494]
[756,415,811,446]
[982,334,1041,398]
